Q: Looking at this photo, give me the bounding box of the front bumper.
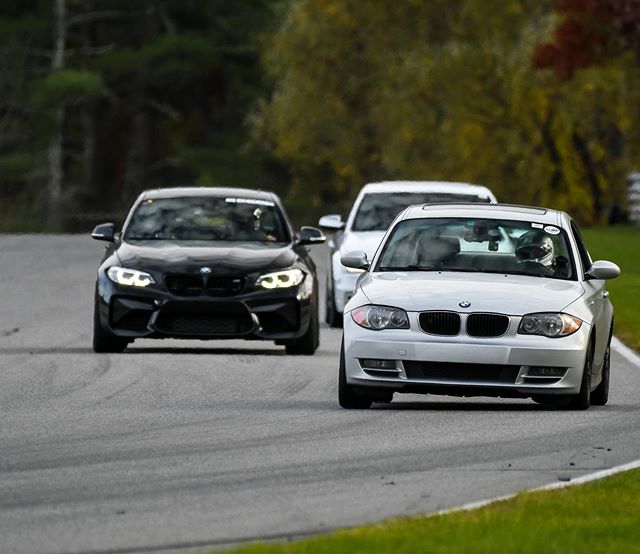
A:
[343,312,591,398]
[96,273,314,341]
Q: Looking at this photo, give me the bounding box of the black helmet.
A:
[515,230,554,266]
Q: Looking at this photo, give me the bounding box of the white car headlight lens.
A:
[256,268,305,289]
[518,313,582,338]
[107,266,155,288]
[351,305,409,330]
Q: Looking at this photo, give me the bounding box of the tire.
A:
[566,341,593,411]
[325,270,343,328]
[590,338,611,406]
[285,295,320,355]
[93,298,128,353]
[338,340,372,409]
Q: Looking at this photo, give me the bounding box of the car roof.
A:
[141,187,278,202]
[402,202,564,226]
[360,180,496,198]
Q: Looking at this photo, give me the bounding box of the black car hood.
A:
[115,240,297,275]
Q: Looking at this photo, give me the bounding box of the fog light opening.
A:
[361,359,397,370]
[526,366,567,377]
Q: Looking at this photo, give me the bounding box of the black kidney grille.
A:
[166,274,203,296]
[206,276,245,296]
[466,313,509,337]
[419,312,460,336]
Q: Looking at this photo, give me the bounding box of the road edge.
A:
[431,336,640,519]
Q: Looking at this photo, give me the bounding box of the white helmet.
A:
[515,230,554,267]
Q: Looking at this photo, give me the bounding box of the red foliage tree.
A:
[533,0,640,80]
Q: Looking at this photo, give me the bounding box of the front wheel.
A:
[566,343,593,411]
[590,339,611,406]
[285,298,320,355]
[325,274,343,328]
[338,340,372,409]
[93,298,128,353]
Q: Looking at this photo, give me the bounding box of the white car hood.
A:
[360,272,585,315]
[339,231,386,261]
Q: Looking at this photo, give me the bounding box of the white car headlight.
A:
[518,313,582,338]
[351,305,409,330]
[107,266,155,288]
[256,268,305,289]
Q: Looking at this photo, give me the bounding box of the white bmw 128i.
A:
[339,203,620,410]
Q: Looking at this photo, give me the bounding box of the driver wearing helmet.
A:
[515,230,569,277]
[515,230,554,266]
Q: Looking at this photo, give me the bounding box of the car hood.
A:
[339,231,386,260]
[116,240,297,274]
[359,272,585,315]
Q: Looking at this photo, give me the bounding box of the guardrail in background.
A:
[628,173,640,225]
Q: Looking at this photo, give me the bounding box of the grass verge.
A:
[583,225,640,351]
[219,468,640,554]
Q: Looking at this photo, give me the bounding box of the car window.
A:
[125,196,290,243]
[570,221,592,275]
[351,192,491,232]
[376,217,576,280]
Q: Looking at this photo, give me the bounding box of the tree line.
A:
[1,0,639,231]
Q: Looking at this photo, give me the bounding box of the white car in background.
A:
[339,203,619,410]
[319,181,497,326]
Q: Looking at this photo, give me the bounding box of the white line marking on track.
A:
[430,335,640,519]
[611,336,640,369]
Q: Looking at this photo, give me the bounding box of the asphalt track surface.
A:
[1,234,640,554]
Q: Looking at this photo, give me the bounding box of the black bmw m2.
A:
[91,187,325,354]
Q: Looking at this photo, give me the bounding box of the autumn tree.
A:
[254,0,635,223]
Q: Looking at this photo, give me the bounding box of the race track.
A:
[1,234,640,554]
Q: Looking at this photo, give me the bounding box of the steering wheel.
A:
[518,261,553,277]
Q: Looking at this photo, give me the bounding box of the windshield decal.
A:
[544,225,560,235]
[225,197,274,207]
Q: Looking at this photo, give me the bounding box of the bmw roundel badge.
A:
[200,267,212,274]
[459,301,471,308]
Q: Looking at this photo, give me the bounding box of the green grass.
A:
[583,225,640,351]
[218,469,640,554]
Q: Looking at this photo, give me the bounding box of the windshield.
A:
[125,196,290,243]
[352,192,491,232]
[376,218,576,280]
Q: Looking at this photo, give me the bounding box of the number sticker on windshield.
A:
[544,225,560,235]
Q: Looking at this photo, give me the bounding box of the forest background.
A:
[1,0,638,231]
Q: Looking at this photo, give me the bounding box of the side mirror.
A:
[341,250,369,271]
[318,214,345,231]
[297,226,326,246]
[91,222,116,242]
[585,260,620,280]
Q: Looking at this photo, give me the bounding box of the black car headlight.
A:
[518,313,582,338]
[107,266,155,288]
[351,305,409,330]
[256,268,305,289]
